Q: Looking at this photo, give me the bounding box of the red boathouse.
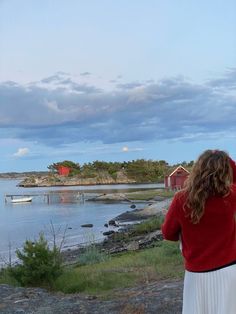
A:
[56,165,71,176]
[165,166,189,190]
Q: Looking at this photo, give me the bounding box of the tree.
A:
[47,160,80,175]
[10,233,63,287]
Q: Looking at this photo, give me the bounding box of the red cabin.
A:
[165,166,189,190]
[56,165,70,176]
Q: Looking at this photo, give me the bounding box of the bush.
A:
[10,233,63,287]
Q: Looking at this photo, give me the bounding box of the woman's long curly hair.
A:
[184,150,233,224]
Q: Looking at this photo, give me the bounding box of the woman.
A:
[161,150,236,314]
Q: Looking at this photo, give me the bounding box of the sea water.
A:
[0,179,163,263]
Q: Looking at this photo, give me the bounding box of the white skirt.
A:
[183,264,236,314]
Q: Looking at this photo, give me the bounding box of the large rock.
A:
[92,193,130,202]
[0,281,183,313]
[81,224,93,228]
[125,241,140,251]
[103,230,115,236]
[141,199,172,216]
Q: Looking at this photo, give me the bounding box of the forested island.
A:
[17,159,194,187]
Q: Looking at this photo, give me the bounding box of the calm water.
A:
[0,179,163,263]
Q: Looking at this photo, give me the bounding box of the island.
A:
[17,159,193,187]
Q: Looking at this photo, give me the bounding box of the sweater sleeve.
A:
[161,194,181,241]
[229,157,236,183]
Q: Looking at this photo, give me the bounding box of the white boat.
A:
[11,197,33,203]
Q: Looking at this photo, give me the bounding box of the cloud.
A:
[122,146,129,152]
[13,148,29,157]
[41,74,63,84]
[116,82,143,90]
[0,69,236,148]
[80,72,91,76]
[207,68,236,90]
[122,146,143,152]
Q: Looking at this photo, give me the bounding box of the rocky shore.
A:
[0,279,183,314]
[113,199,171,222]
[61,195,172,263]
[0,191,179,314]
[18,171,136,187]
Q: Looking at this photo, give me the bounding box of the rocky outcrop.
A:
[113,199,171,222]
[141,199,172,216]
[102,230,163,254]
[0,280,183,313]
[90,193,131,202]
[18,171,136,187]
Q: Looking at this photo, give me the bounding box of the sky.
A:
[0,0,236,172]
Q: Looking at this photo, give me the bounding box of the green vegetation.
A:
[53,241,183,295]
[126,189,175,200]
[9,233,63,287]
[0,237,183,295]
[77,245,110,265]
[0,206,182,295]
[48,160,81,176]
[131,216,164,235]
[0,268,19,286]
[109,215,164,242]
[47,159,194,183]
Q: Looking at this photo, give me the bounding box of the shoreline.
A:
[61,196,172,265]
[17,172,165,188]
[1,187,173,268]
[18,181,164,188]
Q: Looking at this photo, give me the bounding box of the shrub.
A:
[10,233,63,287]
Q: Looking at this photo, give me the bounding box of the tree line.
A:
[48,159,194,183]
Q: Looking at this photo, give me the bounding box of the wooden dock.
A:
[4,192,85,204]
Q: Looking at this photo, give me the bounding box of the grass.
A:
[131,216,164,235]
[0,241,183,296]
[111,216,164,241]
[53,241,183,295]
[77,245,110,265]
[0,268,19,286]
[126,189,174,201]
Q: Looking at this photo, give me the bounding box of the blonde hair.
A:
[184,150,233,224]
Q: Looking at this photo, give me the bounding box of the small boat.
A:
[11,197,33,203]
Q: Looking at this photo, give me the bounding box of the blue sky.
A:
[0,0,236,172]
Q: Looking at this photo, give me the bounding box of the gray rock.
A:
[108,219,117,226]
[81,224,93,228]
[0,280,183,313]
[125,241,139,251]
[103,230,115,236]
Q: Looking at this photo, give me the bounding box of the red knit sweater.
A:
[161,157,236,272]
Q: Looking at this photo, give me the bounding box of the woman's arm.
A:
[161,194,181,241]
